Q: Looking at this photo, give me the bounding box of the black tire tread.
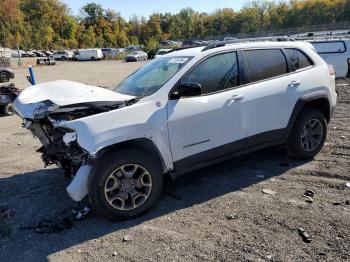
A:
[287,108,327,159]
[88,148,163,220]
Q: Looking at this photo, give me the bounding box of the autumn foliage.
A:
[0,0,349,50]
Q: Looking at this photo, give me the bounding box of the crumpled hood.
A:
[14,80,135,119]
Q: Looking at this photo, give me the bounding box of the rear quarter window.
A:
[311,41,346,54]
[243,49,288,83]
[285,48,313,70]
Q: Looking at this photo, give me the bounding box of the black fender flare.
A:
[286,90,331,136]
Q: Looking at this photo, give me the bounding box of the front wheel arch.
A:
[95,138,168,174]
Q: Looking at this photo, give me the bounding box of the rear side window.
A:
[312,41,346,54]
[285,48,313,70]
[181,52,239,94]
[243,49,288,82]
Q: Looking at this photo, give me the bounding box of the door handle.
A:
[229,94,244,101]
[288,81,301,87]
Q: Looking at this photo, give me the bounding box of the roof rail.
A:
[202,41,226,51]
[165,45,204,54]
[227,36,295,43]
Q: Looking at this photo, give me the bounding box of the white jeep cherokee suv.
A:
[14,41,337,219]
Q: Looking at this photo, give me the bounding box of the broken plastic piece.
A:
[66,165,91,201]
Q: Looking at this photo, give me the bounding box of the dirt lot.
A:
[0,61,349,262]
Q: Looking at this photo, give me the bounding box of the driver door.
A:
[166,51,248,170]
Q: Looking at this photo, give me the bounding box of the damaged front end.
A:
[24,117,87,177]
[18,101,134,201]
[13,80,137,201]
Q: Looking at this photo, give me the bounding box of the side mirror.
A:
[171,82,202,99]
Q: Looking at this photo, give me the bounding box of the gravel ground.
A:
[0,61,349,262]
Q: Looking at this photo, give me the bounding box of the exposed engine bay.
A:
[23,100,136,177]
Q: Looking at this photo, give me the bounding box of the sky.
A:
[61,0,246,19]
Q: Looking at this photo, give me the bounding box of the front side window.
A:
[285,48,313,70]
[115,56,191,97]
[181,52,239,95]
[244,49,288,82]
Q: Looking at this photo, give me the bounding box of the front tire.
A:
[287,108,327,159]
[88,148,163,220]
[3,103,14,116]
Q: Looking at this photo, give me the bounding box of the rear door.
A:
[167,51,248,168]
[241,48,303,146]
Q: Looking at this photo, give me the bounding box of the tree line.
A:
[0,0,349,51]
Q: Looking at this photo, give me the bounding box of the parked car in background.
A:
[74,49,103,61]
[125,51,148,62]
[11,50,22,58]
[0,83,19,116]
[155,49,172,58]
[183,39,207,47]
[32,51,46,57]
[53,51,74,60]
[310,39,350,78]
[26,51,36,57]
[43,51,53,56]
[37,56,56,66]
[126,45,142,52]
[101,48,126,58]
[160,40,182,46]
[0,67,14,82]
[0,48,11,58]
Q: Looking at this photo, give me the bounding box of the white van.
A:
[74,49,103,61]
[310,39,350,78]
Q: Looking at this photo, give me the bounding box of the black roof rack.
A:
[226,36,295,43]
[166,36,297,54]
[165,45,204,54]
[202,41,226,51]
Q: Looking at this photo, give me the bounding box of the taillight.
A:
[328,64,335,76]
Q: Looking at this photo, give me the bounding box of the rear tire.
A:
[0,72,11,83]
[91,57,96,61]
[286,108,327,159]
[88,148,163,220]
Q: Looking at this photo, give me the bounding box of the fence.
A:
[204,21,350,40]
[0,57,10,67]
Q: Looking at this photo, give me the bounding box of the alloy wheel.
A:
[104,164,152,211]
[300,118,324,152]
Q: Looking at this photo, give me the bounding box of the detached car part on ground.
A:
[0,67,15,83]
[14,41,337,220]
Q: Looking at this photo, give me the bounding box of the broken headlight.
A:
[32,100,57,120]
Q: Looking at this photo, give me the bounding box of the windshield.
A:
[114,56,192,97]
